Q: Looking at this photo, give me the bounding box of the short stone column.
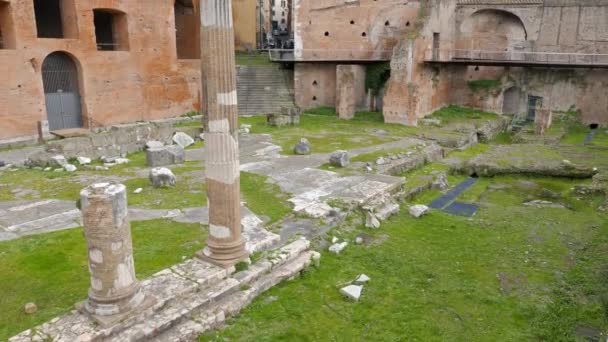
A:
[80,182,144,323]
[336,65,365,120]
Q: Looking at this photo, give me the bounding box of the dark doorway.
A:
[432,33,440,60]
[526,95,543,122]
[502,87,520,115]
[34,0,63,38]
[590,123,599,130]
[42,52,83,130]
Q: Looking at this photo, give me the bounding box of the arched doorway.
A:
[502,87,520,115]
[42,51,83,130]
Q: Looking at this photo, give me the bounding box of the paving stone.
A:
[340,284,363,301]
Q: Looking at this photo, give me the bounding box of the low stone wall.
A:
[26,117,203,166]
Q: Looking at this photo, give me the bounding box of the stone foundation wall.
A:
[26,117,203,165]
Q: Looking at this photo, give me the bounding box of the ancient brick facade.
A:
[291,0,608,126]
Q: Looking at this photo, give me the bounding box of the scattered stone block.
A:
[199,133,205,141]
[95,166,109,171]
[420,118,441,126]
[77,156,91,165]
[24,302,37,315]
[409,204,430,218]
[172,132,195,148]
[329,241,348,254]
[354,274,370,284]
[329,150,349,167]
[431,172,449,191]
[376,157,387,165]
[50,155,67,167]
[145,140,164,149]
[355,236,363,244]
[115,158,129,165]
[0,161,4,167]
[340,284,363,301]
[293,138,311,155]
[146,145,185,167]
[64,164,77,172]
[375,202,400,221]
[43,167,52,171]
[523,200,566,209]
[133,188,143,194]
[331,236,338,243]
[100,156,118,164]
[311,251,321,267]
[365,212,380,229]
[239,124,252,134]
[149,167,176,188]
[267,107,300,127]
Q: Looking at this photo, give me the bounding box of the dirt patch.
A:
[496,272,527,295]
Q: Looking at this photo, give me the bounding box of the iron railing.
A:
[268,48,393,62]
[425,48,608,66]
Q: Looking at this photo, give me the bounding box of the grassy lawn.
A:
[201,176,608,341]
[235,52,272,66]
[0,219,206,340]
[240,172,293,225]
[429,105,498,125]
[125,173,207,209]
[239,107,419,154]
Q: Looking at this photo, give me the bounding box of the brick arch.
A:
[460,9,527,51]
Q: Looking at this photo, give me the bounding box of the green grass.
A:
[350,147,419,164]
[124,174,207,209]
[0,219,206,340]
[201,177,608,341]
[430,106,498,124]
[0,169,85,201]
[235,53,272,66]
[240,172,292,225]
[467,79,502,93]
[239,109,419,154]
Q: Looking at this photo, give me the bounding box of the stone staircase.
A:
[236,65,295,115]
[10,239,318,342]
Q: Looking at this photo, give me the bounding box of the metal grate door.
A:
[42,52,83,130]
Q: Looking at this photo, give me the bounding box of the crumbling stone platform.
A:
[9,239,317,342]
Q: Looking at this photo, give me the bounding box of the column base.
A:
[195,242,248,269]
[77,287,156,328]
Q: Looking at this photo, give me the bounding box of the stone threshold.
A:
[10,239,318,342]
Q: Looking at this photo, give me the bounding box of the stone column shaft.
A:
[197,0,248,268]
[80,182,144,318]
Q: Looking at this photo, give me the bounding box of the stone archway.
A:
[42,51,84,130]
[502,86,520,115]
[460,9,527,52]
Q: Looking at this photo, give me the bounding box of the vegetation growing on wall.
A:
[365,62,391,95]
[467,79,502,93]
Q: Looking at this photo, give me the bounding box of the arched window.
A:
[93,9,129,51]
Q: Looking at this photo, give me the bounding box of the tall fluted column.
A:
[196,0,248,268]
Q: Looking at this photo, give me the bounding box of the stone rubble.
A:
[63,164,77,172]
[293,138,311,155]
[328,241,348,254]
[354,274,370,285]
[172,132,195,148]
[146,145,185,167]
[23,303,37,315]
[340,284,363,301]
[50,155,67,167]
[329,150,350,168]
[149,167,176,188]
[365,212,381,229]
[409,204,430,218]
[77,156,91,165]
[133,188,143,194]
[145,140,164,149]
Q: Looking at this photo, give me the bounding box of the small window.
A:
[93,9,129,51]
[324,31,329,36]
[385,20,390,26]
[361,32,367,37]
[406,21,410,27]
[312,80,318,86]
[350,20,355,25]
[34,0,64,38]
